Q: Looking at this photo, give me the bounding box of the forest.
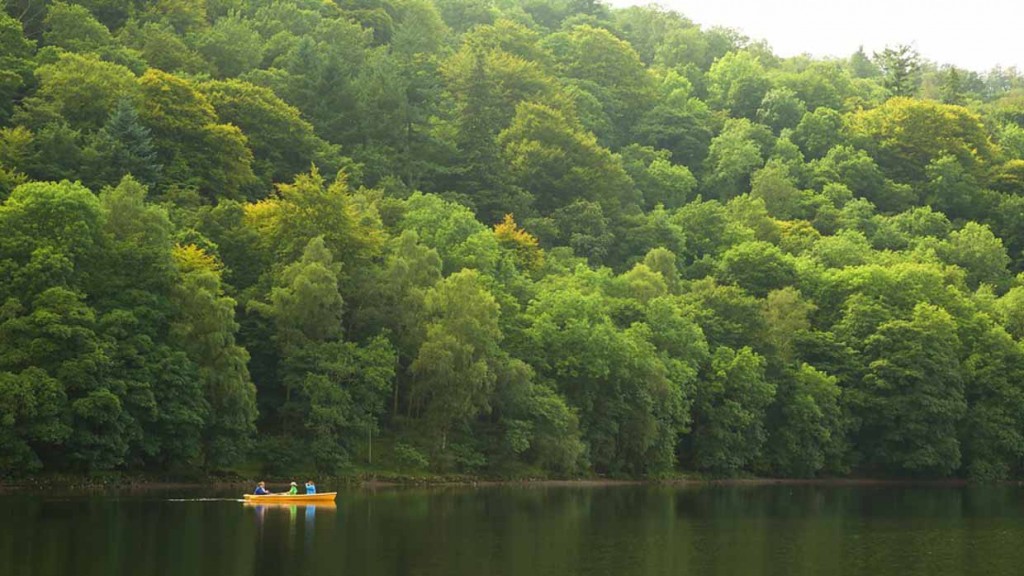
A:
[2,0,1024,481]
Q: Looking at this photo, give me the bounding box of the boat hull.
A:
[243,501,337,509]
[242,492,337,503]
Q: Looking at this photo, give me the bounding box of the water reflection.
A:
[246,502,337,539]
[306,505,315,553]
[244,501,338,575]
[4,485,1024,576]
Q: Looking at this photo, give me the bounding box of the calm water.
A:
[2,484,1024,576]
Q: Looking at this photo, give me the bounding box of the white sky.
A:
[606,0,1024,73]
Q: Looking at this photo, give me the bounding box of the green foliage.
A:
[960,320,1024,480]
[171,243,257,467]
[775,61,853,111]
[765,363,844,477]
[297,335,396,473]
[524,273,696,476]
[706,51,771,120]
[16,52,138,131]
[848,97,996,187]
[690,346,774,475]
[138,69,258,198]
[633,96,713,171]
[43,2,114,55]
[702,118,768,199]
[200,79,339,187]
[922,154,988,221]
[120,21,209,74]
[855,303,965,476]
[542,24,655,145]
[874,44,921,97]
[86,98,162,188]
[0,368,70,471]
[791,107,845,160]
[620,144,697,210]
[74,0,132,30]
[813,144,913,213]
[411,269,501,456]
[756,87,806,134]
[246,168,385,281]
[0,12,35,121]
[938,222,1011,290]
[498,101,636,218]
[717,241,797,297]
[195,15,264,78]
[143,0,208,35]
[3,0,1023,482]
[269,236,344,345]
[750,159,802,219]
[393,441,429,469]
[399,191,498,274]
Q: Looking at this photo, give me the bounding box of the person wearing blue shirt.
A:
[254,481,270,495]
[305,480,316,494]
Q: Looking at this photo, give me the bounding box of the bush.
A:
[257,435,307,476]
[393,442,429,470]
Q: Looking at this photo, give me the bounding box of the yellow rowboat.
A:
[243,492,337,504]
[243,500,336,510]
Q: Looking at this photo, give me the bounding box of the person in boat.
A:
[305,480,316,494]
[286,481,299,495]
[254,481,270,495]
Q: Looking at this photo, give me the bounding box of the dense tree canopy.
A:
[3,0,1024,481]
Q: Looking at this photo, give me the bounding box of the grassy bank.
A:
[7,468,1010,491]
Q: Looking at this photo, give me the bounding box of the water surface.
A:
[2,483,1022,575]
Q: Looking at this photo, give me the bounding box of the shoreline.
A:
[2,473,1017,492]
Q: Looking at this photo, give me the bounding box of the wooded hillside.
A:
[3,0,1024,480]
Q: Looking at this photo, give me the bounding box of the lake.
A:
[2,483,1023,575]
